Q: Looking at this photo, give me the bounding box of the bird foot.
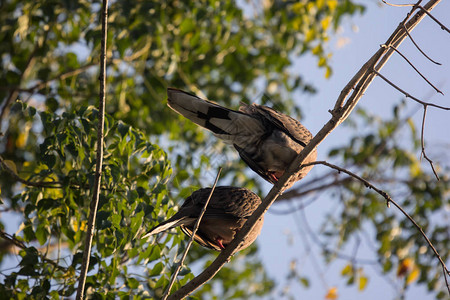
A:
[216,238,226,250]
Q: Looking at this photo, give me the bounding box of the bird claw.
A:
[216,238,225,250]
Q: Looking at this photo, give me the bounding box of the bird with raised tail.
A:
[167,88,317,190]
[142,186,264,252]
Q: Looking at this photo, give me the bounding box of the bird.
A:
[167,88,317,190]
[142,186,264,252]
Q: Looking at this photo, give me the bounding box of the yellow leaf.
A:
[325,287,338,300]
[406,266,420,284]
[318,57,327,67]
[410,159,422,177]
[16,132,28,148]
[317,0,325,9]
[341,264,352,276]
[327,0,338,12]
[397,258,414,277]
[325,66,332,79]
[73,220,87,232]
[358,276,368,291]
[321,16,332,30]
[3,160,17,175]
[305,28,316,43]
[292,3,304,14]
[80,220,87,232]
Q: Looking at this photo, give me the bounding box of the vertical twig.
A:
[161,168,222,300]
[75,0,109,299]
[420,105,440,180]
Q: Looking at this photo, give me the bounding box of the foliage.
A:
[321,104,449,298]
[0,0,447,299]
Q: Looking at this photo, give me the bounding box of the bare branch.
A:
[0,156,62,188]
[385,1,450,34]
[22,63,97,93]
[401,23,442,65]
[374,70,450,110]
[162,168,222,300]
[383,44,443,94]
[305,160,450,293]
[76,0,109,299]
[417,5,450,33]
[304,161,393,207]
[0,230,66,271]
[381,0,417,7]
[420,106,440,180]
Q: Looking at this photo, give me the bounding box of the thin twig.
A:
[373,70,450,110]
[276,177,352,203]
[304,161,393,207]
[389,197,450,289]
[23,63,97,93]
[297,203,379,265]
[0,230,66,271]
[381,0,417,7]
[304,160,450,293]
[419,106,440,180]
[401,23,441,65]
[0,156,62,188]
[417,5,450,33]
[75,0,109,299]
[161,168,222,300]
[383,45,443,94]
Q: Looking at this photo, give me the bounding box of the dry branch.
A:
[0,230,67,271]
[384,45,443,94]
[0,156,62,188]
[168,1,445,299]
[75,0,109,299]
[419,106,440,180]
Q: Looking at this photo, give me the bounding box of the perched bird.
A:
[167,88,317,189]
[142,186,264,252]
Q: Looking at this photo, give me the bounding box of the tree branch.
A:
[419,106,440,180]
[168,1,444,298]
[0,230,66,271]
[0,156,62,188]
[374,70,450,110]
[384,45,443,94]
[75,0,108,299]
[304,160,450,294]
[417,5,450,33]
[305,161,393,207]
[401,23,441,65]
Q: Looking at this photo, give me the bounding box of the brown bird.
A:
[142,186,264,252]
[167,88,317,189]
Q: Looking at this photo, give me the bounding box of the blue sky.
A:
[257,1,450,299]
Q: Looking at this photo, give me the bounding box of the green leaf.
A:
[149,262,164,277]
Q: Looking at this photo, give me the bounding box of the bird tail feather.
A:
[167,88,264,144]
[141,216,191,239]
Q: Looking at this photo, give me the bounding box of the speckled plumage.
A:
[167,88,317,189]
[142,186,264,252]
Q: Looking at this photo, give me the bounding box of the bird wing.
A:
[233,144,276,184]
[241,103,313,147]
[189,186,262,219]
